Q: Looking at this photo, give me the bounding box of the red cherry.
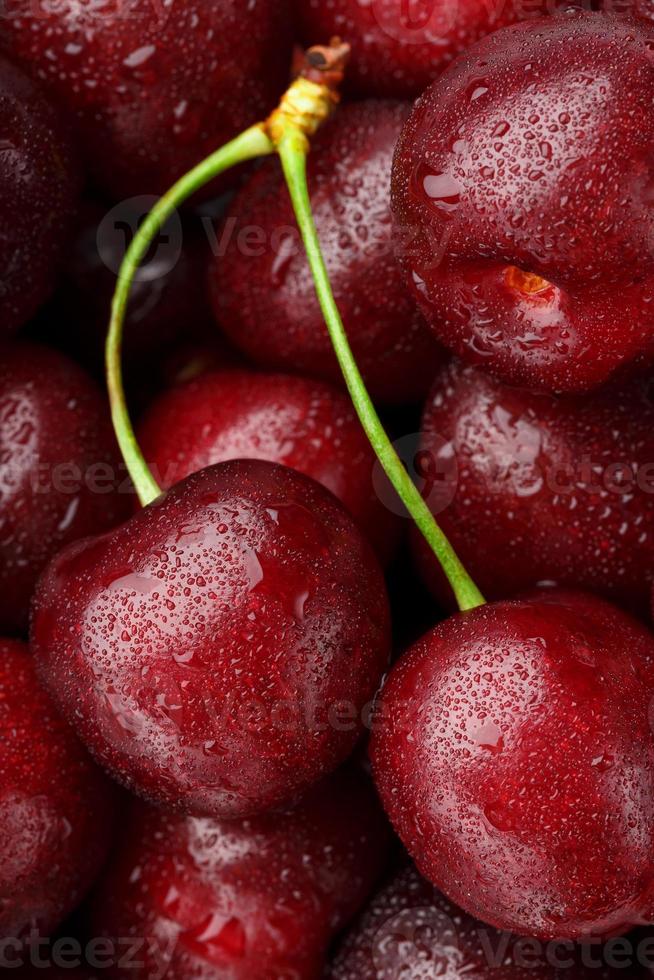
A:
[137,369,401,565]
[370,590,654,939]
[414,360,654,614]
[0,638,116,940]
[91,767,389,979]
[391,13,654,392]
[295,0,563,99]
[0,55,79,335]
[330,865,629,979]
[212,100,445,404]
[31,460,390,819]
[0,0,293,198]
[0,343,128,636]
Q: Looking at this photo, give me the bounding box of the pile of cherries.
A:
[2,0,654,977]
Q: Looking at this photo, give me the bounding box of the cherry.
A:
[91,766,389,979]
[392,12,654,393]
[0,0,293,198]
[0,638,116,941]
[0,342,128,636]
[295,0,563,99]
[212,99,445,404]
[329,865,629,978]
[0,54,79,335]
[414,359,654,614]
[137,368,401,565]
[369,589,654,940]
[31,459,391,819]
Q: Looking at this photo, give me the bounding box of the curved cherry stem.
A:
[277,133,485,613]
[106,123,274,507]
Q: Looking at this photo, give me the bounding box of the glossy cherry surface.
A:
[0,54,78,335]
[32,460,391,819]
[0,343,128,636]
[330,865,628,978]
[295,0,560,99]
[0,0,292,198]
[414,360,654,613]
[92,767,389,979]
[0,638,116,940]
[213,100,444,404]
[370,590,654,939]
[392,13,654,392]
[137,369,400,564]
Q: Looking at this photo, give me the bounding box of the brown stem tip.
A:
[293,37,351,91]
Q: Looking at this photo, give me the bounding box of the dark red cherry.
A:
[0,638,116,941]
[212,100,445,404]
[31,460,391,819]
[414,360,654,614]
[92,767,389,979]
[330,865,630,979]
[392,13,654,393]
[137,369,401,565]
[0,342,128,636]
[0,0,293,198]
[0,54,79,335]
[295,0,563,99]
[370,590,654,939]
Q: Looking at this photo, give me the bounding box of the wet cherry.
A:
[295,0,562,99]
[91,767,389,979]
[0,0,293,198]
[370,590,654,939]
[212,100,445,404]
[329,865,628,978]
[137,368,401,565]
[0,343,128,636]
[0,638,116,941]
[31,460,390,819]
[0,54,79,335]
[392,13,654,392]
[414,360,654,614]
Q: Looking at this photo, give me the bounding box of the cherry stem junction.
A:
[105,39,485,613]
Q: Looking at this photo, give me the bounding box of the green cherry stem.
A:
[104,37,484,613]
[106,123,275,507]
[277,132,485,613]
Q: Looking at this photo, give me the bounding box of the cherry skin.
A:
[369,590,654,940]
[31,459,391,819]
[392,13,654,393]
[137,368,401,565]
[295,0,562,99]
[212,100,445,404]
[0,342,128,636]
[0,638,116,941]
[414,360,654,614]
[0,54,79,335]
[0,0,292,198]
[329,865,627,979]
[91,767,389,979]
